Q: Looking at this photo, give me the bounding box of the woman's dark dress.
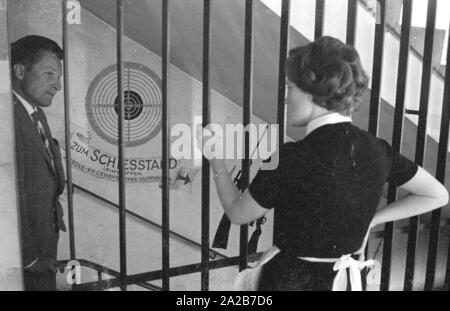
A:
[248,122,418,290]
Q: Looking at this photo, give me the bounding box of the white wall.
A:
[0,0,23,291]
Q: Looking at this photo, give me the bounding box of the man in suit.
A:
[11,35,66,291]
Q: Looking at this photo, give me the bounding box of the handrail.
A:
[72,183,228,260]
[59,259,161,291]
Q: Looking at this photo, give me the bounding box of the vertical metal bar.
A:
[240,0,254,272]
[346,0,357,46]
[380,0,412,291]
[161,0,171,291]
[368,0,386,136]
[274,2,290,282]
[277,0,290,147]
[404,0,437,291]
[446,234,450,288]
[425,19,450,291]
[62,0,76,262]
[116,0,127,292]
[365,0,386,290]
[201,0,211,291]
[315,0,324,40]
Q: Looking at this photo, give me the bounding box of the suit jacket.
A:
[13,95,66,267]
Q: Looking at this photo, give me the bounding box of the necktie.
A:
[31,110,55,172]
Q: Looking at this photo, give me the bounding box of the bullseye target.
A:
[86,62,162,147]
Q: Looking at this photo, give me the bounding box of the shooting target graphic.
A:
[86,62,162,147]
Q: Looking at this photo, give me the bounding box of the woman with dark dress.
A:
[198,36,448,291]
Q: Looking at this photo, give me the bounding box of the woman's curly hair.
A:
[285,36,369,116]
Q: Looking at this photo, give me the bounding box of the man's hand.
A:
[26,257,62,274]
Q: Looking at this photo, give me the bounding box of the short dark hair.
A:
[10,35,63,70]
[285,36,368,116]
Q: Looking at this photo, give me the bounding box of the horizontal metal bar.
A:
[405,109,420,115]
[72,252,263,291]
[59,259,161,291]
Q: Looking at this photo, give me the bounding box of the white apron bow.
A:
[298,254,376,291]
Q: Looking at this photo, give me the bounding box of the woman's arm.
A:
[370,166,449,228]
[210,158,268,225]
[197,125,269,225]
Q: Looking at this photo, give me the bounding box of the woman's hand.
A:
[195,126,268,225]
